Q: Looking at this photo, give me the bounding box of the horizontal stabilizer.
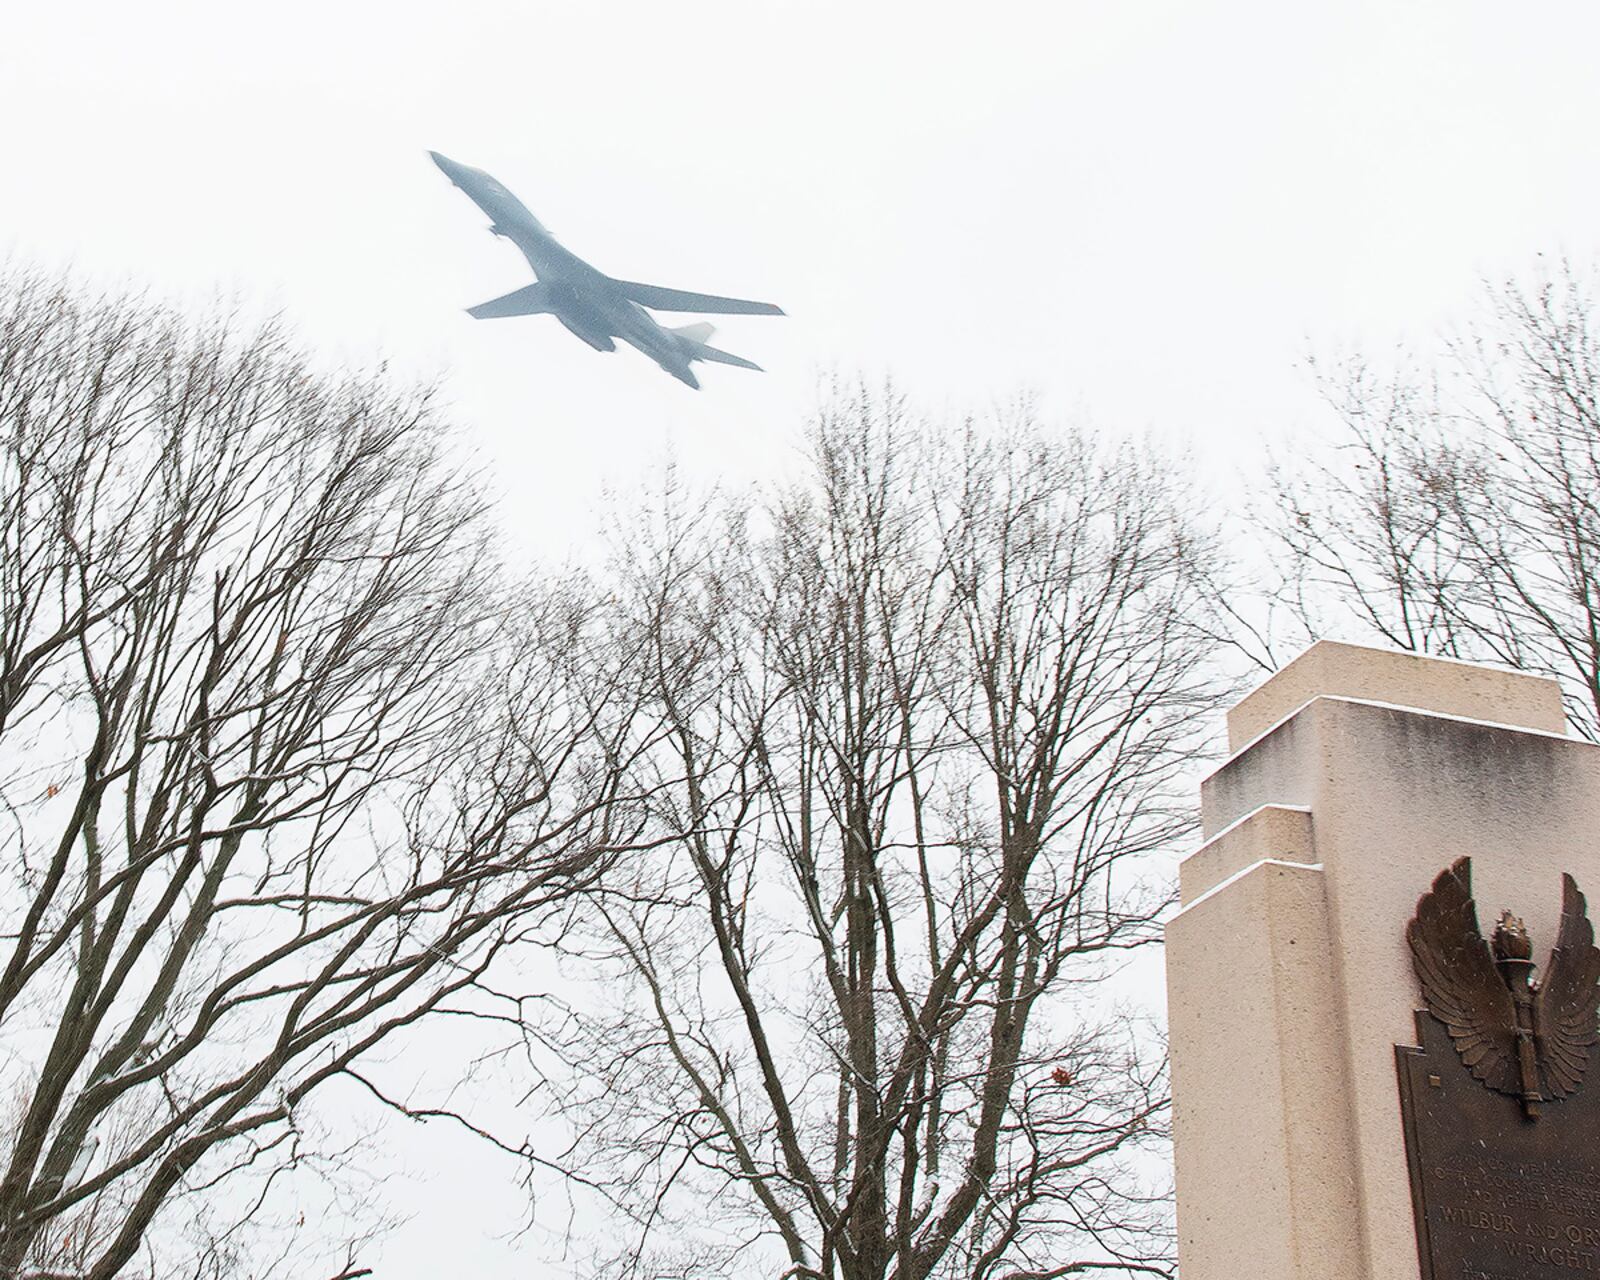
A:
[612,279,784,316]
[683,338,763,373]
[467,283,557,319]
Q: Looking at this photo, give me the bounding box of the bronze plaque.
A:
[1399,859,1600,1278]
[1399,1008,1600,1278]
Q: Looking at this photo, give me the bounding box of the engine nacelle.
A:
[557,313,617,353]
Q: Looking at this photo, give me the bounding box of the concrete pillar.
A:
[1167,640,1598,1280]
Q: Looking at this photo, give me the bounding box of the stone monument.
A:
[1167,639,1600,1280]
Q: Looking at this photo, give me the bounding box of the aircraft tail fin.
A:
[668,321,762,372]
[466,283,556,319]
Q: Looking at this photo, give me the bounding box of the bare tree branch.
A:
[0,268,658,1279]
[536,389,1220,1280]
[1275,261,1600,741]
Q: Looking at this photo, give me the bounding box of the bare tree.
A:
[1274,262,1600,739]
[545,393,1223,1280]
[0,269,656,1279]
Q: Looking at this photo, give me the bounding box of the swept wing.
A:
[611,279,785,316]
[467,283,559,319]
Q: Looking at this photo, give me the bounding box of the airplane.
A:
[429,151,784,389]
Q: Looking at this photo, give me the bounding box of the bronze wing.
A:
[1407,857,1519,1093]
[1534,873,1600,1098]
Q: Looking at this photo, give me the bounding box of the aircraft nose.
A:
[428,151,458,176]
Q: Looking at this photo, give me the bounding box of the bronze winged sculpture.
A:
[1407,857,1600,1118]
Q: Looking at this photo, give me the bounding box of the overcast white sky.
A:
[10,1,1600,549]
[6,1,1600,1272]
